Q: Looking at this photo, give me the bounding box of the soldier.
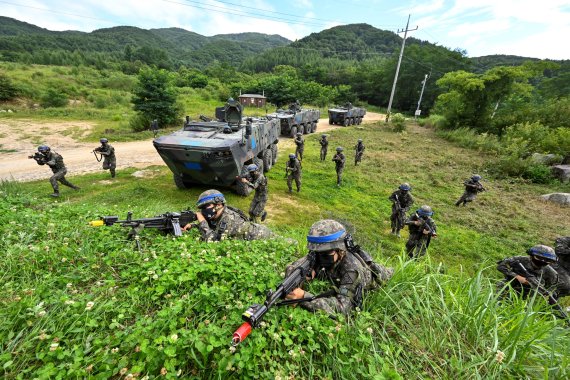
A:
[294,132,305,160]
[240,164,268,223]
[405,205,437,259]
[553,237,570,298]
[93,138,116,178]
[284,219,393,316]
[354,139,365,166]
[389,183,414,237]
[455,174,486,206]
[285,153,302,193]
[332,146,346,187]
[184,116,191,128]
[319,134,328,161]
[497,245,559,301]
[28,145,80,197]
[182,189,274,242]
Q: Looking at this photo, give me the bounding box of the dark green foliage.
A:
[40,88,68,108]
[0,72,18,100]
[132,68,179,128]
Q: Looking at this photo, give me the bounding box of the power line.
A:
[207,0,334,23]
[0,0,116,24]
[165,0,331,28]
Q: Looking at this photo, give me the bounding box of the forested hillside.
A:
[0,16,290,70]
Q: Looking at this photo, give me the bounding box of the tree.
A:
[434,66,533,133]
[0,73,19,101]
[132,68,179,128]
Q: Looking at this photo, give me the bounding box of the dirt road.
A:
[0,112,384,182]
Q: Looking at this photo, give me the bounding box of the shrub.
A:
[40,88,68,108]
[129,113,151,132]
[390,113,406,132]
[0,73,19,101]
[420,114,447,129]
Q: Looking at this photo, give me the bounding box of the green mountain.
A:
[0,16,290,69]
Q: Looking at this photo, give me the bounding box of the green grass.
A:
[1,121,569,378]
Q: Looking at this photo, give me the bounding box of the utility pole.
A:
[414,72,430,121]
[386,14,418,122]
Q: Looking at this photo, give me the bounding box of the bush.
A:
[488,156,554,184]
[420,114,447,129]
[129,113,151,132]
[390,113,406,132]
[40,88,68,108]
[0,73,19,101]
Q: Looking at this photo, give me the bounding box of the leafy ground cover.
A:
[1,122,569,379]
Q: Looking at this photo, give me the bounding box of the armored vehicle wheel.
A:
[290,126,297,138]
[329,119,334,125]
[356,117,362,125]
[262,149,273,172]
[299,124,305,135]
[343,118,350,127]
[173,174,192,189]
[270,144,278,164]
[350,118,355,125]
[310,122,316,133]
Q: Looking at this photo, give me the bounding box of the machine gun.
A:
[510,262,569,323]
[89,210,197,250]
[28,152,46,164]
[232,252,319,346]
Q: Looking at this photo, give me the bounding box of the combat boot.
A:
[72,185,81,190]
[50,192,60,197]
[110,169,116,178]
[261,211,267,222]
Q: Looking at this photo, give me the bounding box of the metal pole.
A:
[386,14,417,122]
[415,73,429,120]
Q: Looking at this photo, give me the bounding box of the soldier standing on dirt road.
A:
[93,138,116,178]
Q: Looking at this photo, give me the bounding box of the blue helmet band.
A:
[197,193,224,205]
[307,229,346,243]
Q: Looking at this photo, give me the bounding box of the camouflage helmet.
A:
[358,139,363,143]
[37,145,50,152]
[307,219,347,252]
[527,245,557,263]
[289,153,296,159]
[336,146,344,152]
[416,205,433,217]
[321,134,327,138]
[247,164,258,172]
[399,183,411,191]
[296,132,302,136]
[100,138,108,143]
[471,174,482,182]
[196,189,226,208]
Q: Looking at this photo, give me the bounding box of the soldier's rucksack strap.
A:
[226,205,250,222]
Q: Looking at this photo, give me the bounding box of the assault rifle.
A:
[28,152,46,164]
[232,252,319,346]
[510,262,569,323]
[89,210,197,250]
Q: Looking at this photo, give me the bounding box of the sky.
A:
[0,0,569,60]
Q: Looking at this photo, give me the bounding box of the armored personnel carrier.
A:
[153,99,280,196]
[328,102,366,126]
[269,101,320,138]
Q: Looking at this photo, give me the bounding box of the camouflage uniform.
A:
[354,141,365,166]
[389,189,414,234]
[285,220,393,316]
[496,256,559,298]
[286,156,302,192]
[94,142,116,177]
[553,237,570,297]
[294,135,305,160]
[244,172,268,222]
[36,150,79,195]
[455,177,485,206]
[198,206,274,242]
[405,211,437,259]
[332,151,346,186]
[319,136,328,161]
